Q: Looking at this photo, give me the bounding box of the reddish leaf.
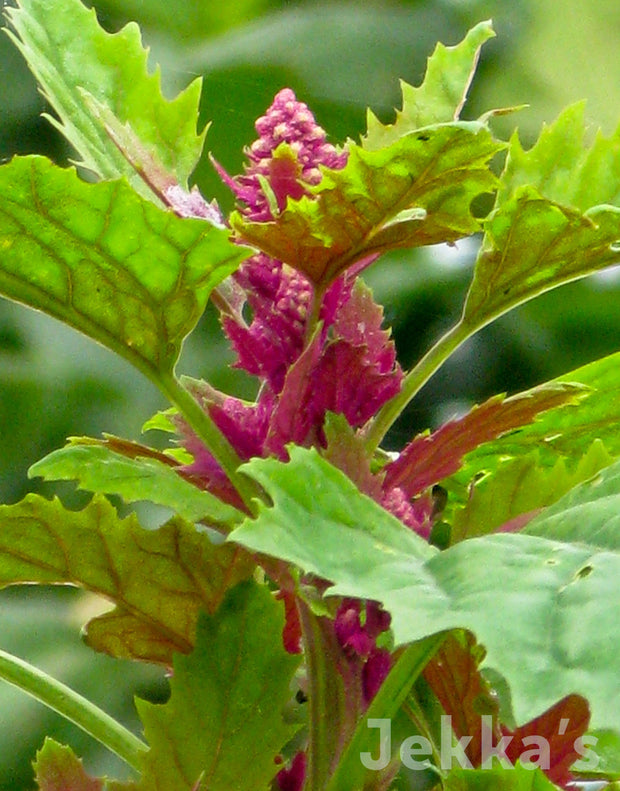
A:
[384,384,588,497]
[505,695,590,788]
[34,739,104,791]
[423,631,498,766]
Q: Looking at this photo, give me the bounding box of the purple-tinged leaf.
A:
[384,383,587,497]
[34,739,104,791]
[0,495,253,664]
[231,123,501,287]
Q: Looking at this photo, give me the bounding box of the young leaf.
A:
[232,447,620,733]
[455,350,620,480]
[450,440,613,541]
[461,105,620,333]
[34,738,104,791]
[29,441,243,528]
[231,123,501,287]
[363,20,496,150]
[383,382,587,497]
[524,457,620,549]
[135,581,301,791]
[5,0,205,194]
[0,156,247,382]
[0,495,253,664]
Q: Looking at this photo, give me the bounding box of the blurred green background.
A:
[0,0,619,787]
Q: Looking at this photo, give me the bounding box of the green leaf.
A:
[34,738,104,791]
[5,0,205,193]
[363,20,496,149]
[454,351,620,480]
[461,105,620,333]
[231,446,435,577]
[0,494,253,664]
[497,103,620,211]
[231,123,501,286]
[135,581,301,791]
[443,763,560,791]
[524,457,620,549]
[0,156,247,381]
[29,441,243,528]
[231,447,620,732]
[450,440,614,541]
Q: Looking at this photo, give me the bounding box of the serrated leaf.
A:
[232,123,501,286]
[29,441,243,528]
[231,446,435,576]
[34,738,104,791]
[451,441,613,541]
[0,156,247,380]
[455,351,620,481]
[135,581,300,791]
[498,103,620,211]
[462,105,620,332]
[524,457,620,549]
[5,0,205,194]
[231,447,620,732]
[0,494,253,663]
[363,21,495,149]
[384,383,587,498]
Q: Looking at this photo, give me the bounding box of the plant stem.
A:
[159,374,262,516]
[363,320,472,453]
[0,648,147,771]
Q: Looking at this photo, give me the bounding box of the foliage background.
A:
[0,0,618,787]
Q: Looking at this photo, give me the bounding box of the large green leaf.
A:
[135,581,300,791]
[231,447,620,732]
[363,20,495,150]
[461,105,620,333]
[5,0,205,194]
[29,441,242,528]
[231,123,501,287]
[0,494,253,664]
[0,156,247,380]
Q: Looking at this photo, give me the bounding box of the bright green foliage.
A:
[525,457,620,548]
[462,105,620,332]
[231,446,435,574]
[135,581,301,791]
[233,447,620,732]
[231,123,501,286]
[29,441,243,528]
[455,351,620,478]
[0,156,247,381]
[5,0,205,194]
[0,495,253,664]
[34,738,104,791]
[363,20,495,149]
[451,440,613,540]
[443,763,559,790]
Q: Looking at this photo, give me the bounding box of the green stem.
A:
[363,320,472,453]
[159,374,262,516]
[0,648,147,772]
[325,633,447,791]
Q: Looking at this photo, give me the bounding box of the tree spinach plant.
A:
[1,1,620,789]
